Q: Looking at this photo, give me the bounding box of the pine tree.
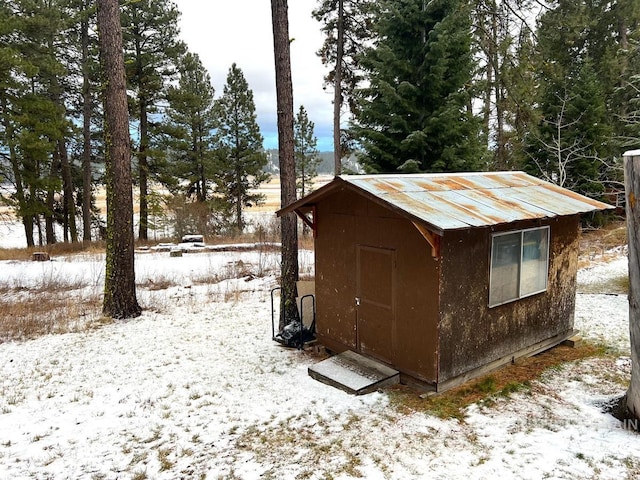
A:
[352,0,486,174]
[472,0,539,170]
[525,60,612,198]
[77,0,101,242]
[213,63,269,234]
[2,0,74,246]
[294,105,321,198]
[0,0,32,244]
[97,0,141,319]
[121,0,185,240]
[313,0,374,174]
[525,0,614,200]
[155,52,218,236]
[272,0,299,330]
[159,52,216,203]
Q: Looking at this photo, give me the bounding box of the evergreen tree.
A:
[97,0,141,319]
[525,60,612,198]
[272,0,299,330]
[352,0,486,173]
[159,52,216,203]
[77,0,101,242]
[525,0,614,199]
[294,105,321,198]
[212,63,269,234]
[0,0,31,242]
[502,27,539,170]
[1,0,75,246]
[121,0,185,240]
[313,0,374,173]
[619,48,640,152]
[471,0,539,170]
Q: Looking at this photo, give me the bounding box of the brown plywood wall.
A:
[313,189,440,383]
[437,216,580,382]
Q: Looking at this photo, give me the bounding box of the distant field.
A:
[0,175,334,248]
[247,174,332,212]
[0,175,333,217]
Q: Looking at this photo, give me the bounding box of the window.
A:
[489,226,549,307]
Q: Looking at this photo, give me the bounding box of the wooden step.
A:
[308,350,399,395]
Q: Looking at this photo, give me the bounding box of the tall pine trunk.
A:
[45,157,57,245]
[97,0,141,319]
[333,0,344,176]
[271,0,299,330]
[81,3,93,242]
[236,168,243,233]
[138,98,149,241]
[625,150,640,420]
[59,138,78,243]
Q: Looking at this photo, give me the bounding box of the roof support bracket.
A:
[412,222,440,259]
[295,206,317,238]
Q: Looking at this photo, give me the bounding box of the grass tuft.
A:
[0,293,101,342]
[388,342,606,420]
[157,448,174,471]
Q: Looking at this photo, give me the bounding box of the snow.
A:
[0,247,638,479]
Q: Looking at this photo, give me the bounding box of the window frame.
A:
[488,226,550,308]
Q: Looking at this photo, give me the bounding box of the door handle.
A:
[355,297,360,306]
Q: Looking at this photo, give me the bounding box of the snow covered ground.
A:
[0,247,637,479]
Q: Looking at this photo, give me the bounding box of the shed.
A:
[277,172,613,391]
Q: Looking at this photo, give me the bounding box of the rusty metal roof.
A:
[278,172,614,234]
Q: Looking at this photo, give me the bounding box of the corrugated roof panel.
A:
[538,182,612,210]
[507,185,607,216]
[278,172,614,232]
[429,191,516,226]
[382,191,470,230]
[346,177,403,196]
[483,171,542,188]
[453,189,555,222]
[348,177,440,194]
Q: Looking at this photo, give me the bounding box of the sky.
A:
[173,0,335,151]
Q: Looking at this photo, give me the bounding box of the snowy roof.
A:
[278,172,614,235]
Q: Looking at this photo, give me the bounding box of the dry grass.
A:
[0,293,102,342]
[579,220,628,267]
[0,233,293,342]
[0,240,107,261]
[137,275,178,291]
[388,342,607,420]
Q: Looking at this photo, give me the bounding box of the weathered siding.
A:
[314,188,440,382]
[438,216,580,382]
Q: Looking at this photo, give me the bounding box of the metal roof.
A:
[278,171,614,234]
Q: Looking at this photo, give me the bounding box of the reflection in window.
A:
[489,227,549,307]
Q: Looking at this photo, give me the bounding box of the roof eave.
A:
[276,176,445,236]
[276,177,345,217]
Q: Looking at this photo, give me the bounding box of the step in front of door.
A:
[308,350,400,395]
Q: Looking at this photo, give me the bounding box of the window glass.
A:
[489,232,521,307]
[489,227,549,307]
[521,228,549,296]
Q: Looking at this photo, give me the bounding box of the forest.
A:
[1,0,639,247]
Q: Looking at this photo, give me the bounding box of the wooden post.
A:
[624,149,640,419]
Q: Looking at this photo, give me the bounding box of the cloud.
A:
[173,0,333,151]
